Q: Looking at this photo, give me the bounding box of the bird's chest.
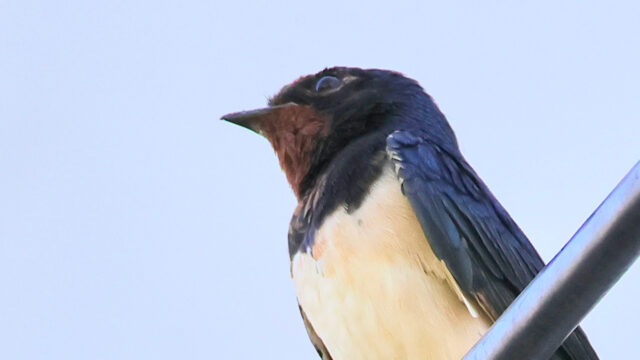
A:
[291,167,490,360]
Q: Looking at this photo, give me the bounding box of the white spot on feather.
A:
[386,148,405,185]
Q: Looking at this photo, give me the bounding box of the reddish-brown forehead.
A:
[269,74,314,106]
[289,75,307,87]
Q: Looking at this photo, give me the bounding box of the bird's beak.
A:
[221,103,296,135]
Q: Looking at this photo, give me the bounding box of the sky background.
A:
[2,1,639,359]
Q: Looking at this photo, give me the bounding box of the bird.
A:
[222,67,598,360]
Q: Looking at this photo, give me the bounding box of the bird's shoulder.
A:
[386,129,545,313]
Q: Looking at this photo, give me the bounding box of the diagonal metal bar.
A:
[464,161,640,360]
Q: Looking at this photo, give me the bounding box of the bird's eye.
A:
[315,76,341,92]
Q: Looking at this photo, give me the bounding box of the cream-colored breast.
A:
[292,165,491,360]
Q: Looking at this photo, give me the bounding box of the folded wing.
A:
[386,130,597,360]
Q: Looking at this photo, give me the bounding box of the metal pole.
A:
[464,162,640,360]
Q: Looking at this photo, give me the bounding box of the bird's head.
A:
[222,67,449,198]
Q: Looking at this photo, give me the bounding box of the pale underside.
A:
[292,165,491,360]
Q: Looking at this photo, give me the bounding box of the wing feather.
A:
[386,130,598,360]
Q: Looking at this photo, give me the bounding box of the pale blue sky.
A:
[1,1,639,359]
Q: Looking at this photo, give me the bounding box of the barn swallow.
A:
[222,67,598,360]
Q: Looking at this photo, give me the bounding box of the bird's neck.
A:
[272,134,319,199]
[304,131,390,217]
[260,106,330,199]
